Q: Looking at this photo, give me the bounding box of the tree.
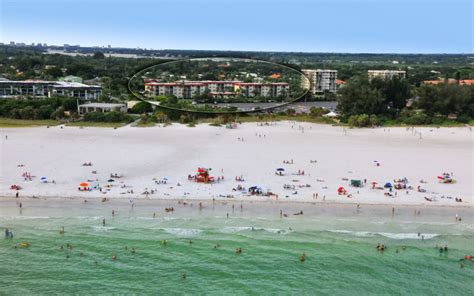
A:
[45,67,63,78]
[381,78,412,111]
[93,52,106,59]
[416,84,472,117]
[337,76,385,116]
[131,101,153,114]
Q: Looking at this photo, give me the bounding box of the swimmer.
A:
[181,272,187,280]
[112,255,117,260]
[214,244,220,249]
[189,240,193,245]
[59,226,65,235]
[235,248,242,254]
[103,219,106,226]
[300,253,306,262]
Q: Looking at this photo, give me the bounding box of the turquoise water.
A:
[0,200,473,295]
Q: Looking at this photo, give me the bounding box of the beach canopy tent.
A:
[384,182,392,188]
[323,111,338,118]
[350,179,362,187]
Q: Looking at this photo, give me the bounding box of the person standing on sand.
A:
[103,219,106,226]
[392,207,395,217]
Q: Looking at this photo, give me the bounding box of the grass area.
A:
[378,119,471,128]
[66,121,129,128]
[200,114,336,125]
[0,118,60,128]
[135,121,157,127]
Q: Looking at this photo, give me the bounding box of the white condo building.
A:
[368,70,406,80]
[144,80,289,99]
[0,80,102,100]
[301,69,337,94]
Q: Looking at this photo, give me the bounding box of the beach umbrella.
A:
[371,181,377,184]
[40,177,47,180]
[198,168,204,173]
[276,168,285,171]
[437,176,443,180]
[337,186,345,192]
[163,177,168,180]
[384,182,392,188]
[108,179,115,182]
[79,182,89,187]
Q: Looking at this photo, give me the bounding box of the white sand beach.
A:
[0,122,472,206]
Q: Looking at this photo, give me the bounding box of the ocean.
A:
[0,199,473,295]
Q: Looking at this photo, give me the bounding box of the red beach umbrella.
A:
[80,182,89,187]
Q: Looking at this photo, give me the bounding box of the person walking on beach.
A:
[19,202,22,209]
[112,209,115,216]
[392,207,395,217]
[103,218,106,226]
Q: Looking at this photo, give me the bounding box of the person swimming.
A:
[300,253,306,262]
[235,248,242,254]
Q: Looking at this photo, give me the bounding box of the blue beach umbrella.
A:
[276,168,285,171]
[384,182,392,188]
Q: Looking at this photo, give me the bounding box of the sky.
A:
[0,0,472,53]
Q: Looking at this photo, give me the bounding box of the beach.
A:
[1,122,472,206]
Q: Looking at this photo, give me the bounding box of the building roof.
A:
[460,79,474,86]
[0,80,100,88]
[423,79,474,85]
[53,81,101,88]
[145,80,288,87]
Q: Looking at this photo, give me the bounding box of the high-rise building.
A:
[301,69,337,94]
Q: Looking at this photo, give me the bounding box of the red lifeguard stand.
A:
[195,168,215,183]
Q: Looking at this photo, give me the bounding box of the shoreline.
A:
[1,195,472,209]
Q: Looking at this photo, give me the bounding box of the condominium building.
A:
[0,80,102,100]
[301,69,337,94]
[144,80,289,99]
[368,70,406,80]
